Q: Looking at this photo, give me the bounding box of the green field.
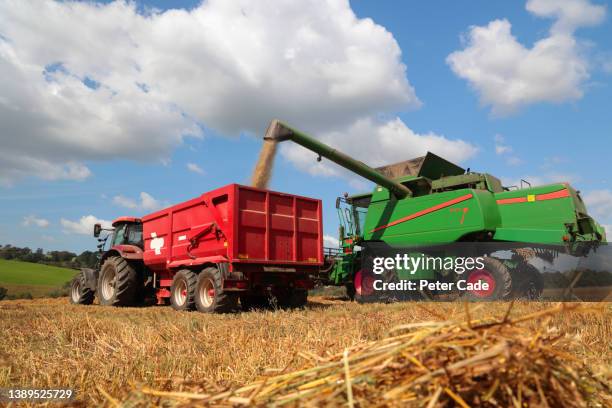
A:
[0,259,77,298]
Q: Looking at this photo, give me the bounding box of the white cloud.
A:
[113,191,163,212]
[323,235,340,248]
[281,116,478,180]
[61,215,112,235]
[525,0,606,33]
[493,134,522,166]
[22,215,50,228]
[501,173,579,189]
[186,162,205,175]
[0,0,418,185]
[447,0,606,114]
[494,134,512,155]
[583,189,612,218]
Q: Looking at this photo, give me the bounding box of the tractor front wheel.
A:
[194,267,238,313]
[97,256,139,306]
[170,269,197,311]
[70,272,94,305]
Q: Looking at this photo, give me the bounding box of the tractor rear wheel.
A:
[170,269,197,311]
[70,272,94,305]
[463,257,512,301]
[97,256,139,306]
[194,266,238,313]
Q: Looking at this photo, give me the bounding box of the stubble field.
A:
[0,296,610,406]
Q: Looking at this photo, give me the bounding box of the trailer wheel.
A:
[70,272,94,305]
[195,267,238,313]
[286,289,308,308]
[464,257,512,301]
[97,256,139,306]
[170,269,197,311]
[240,295,270,311]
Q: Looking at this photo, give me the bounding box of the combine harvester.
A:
[70,120,605,311]
[261,120,606,301]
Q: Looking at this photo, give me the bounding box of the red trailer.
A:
[71,184,323,312]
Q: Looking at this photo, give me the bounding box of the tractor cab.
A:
[94,216,143,251]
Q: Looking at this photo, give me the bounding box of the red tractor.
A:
[70,184,323,312]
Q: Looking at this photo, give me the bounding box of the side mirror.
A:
[93,223,102,238]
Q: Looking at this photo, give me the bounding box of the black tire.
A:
[345,282,356,301]
[194,266,238,313]
[240,294,270,311]
[170,269,197,311]
[70,272,94,305]
[513,264,544,300]
[463,257,512,301]
[287,289,308,308]
[97,256,139,306]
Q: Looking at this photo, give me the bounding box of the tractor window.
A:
[127,223,143,247]
[112,224,127,246]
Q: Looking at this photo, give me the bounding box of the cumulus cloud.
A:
[186,162,205,175]
[323,235,340,248]
[447,0,606,114]
[61,215,112,235]
[22,215,50,228]
[493,134,522,166]
[281,117,478,180]
[0,0,420,185]
[113,192,163,212]
[583,189,612,218]
[501,173,579,189]
[494,134,512,155]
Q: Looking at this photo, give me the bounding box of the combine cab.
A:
[70,184,323,312]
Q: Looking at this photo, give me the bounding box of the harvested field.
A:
[0,297,610,406]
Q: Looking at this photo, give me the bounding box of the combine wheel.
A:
[463,257,512,301]
[353,270,376,303]
[514,264,544,300]
[195,266,238,313]
[97,256,139,306]
[345,282,356,301]
[70,271,94,305]
[170,269,197,311]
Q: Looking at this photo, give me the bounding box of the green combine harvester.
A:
[264,120,607,301]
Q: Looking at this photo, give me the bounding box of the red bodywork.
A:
[139,184,323,301]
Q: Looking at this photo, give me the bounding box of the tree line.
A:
[0,244,98,269]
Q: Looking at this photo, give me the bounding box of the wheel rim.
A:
[173,279,187,306]
[199,278,215,308]
[354,270,375,296]
[467,269,496,298]
[71,280,81,302]
[101,269,116,300]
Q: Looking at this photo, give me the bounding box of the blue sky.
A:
[0,0,611,253]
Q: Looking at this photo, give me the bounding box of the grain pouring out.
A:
[251,120,284,189]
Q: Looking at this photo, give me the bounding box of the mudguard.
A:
[80,268,99,291]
